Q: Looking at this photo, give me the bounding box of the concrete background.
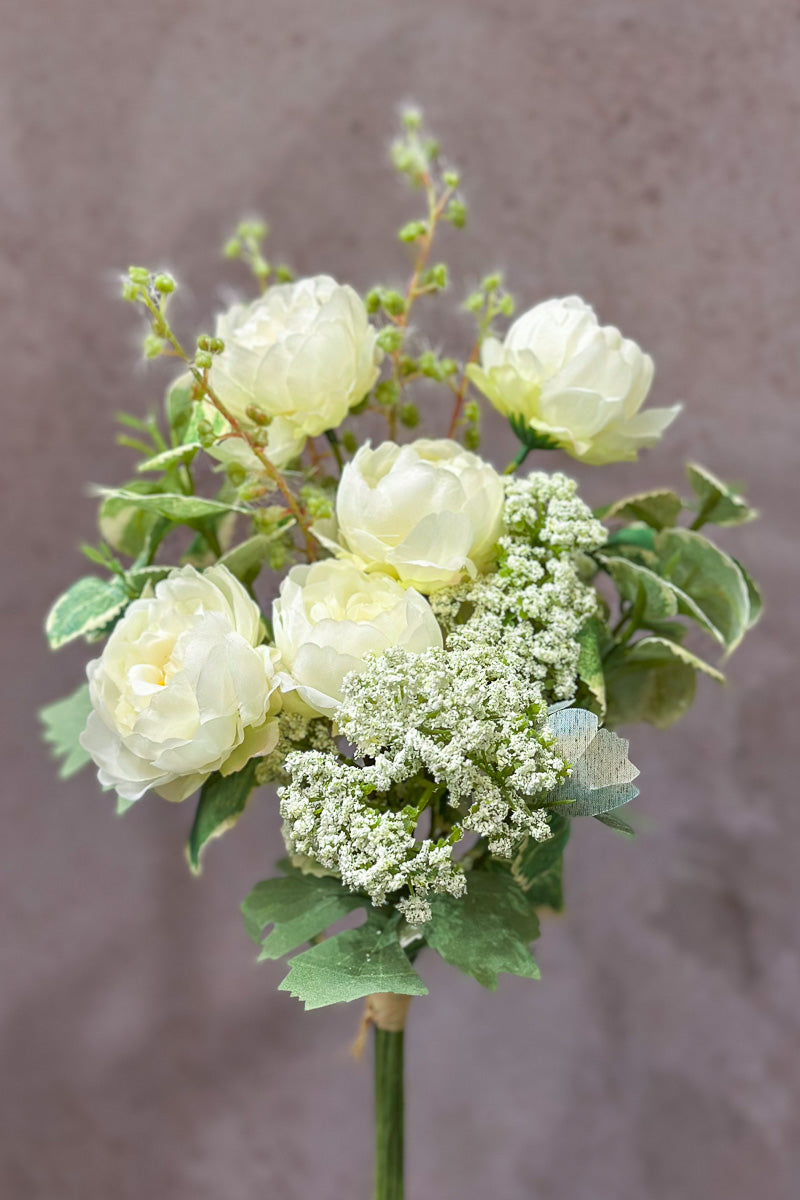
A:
[2,1,799,1197]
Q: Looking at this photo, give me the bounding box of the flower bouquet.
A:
[41,110,761,1199]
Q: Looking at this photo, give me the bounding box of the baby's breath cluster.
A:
[279,473,604,919]
[434,471,606,698]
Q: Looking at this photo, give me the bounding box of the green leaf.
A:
[92,487,252,523]
[655,528,750,652]
[165,375,196,444]
[605,524,656,552]
[241,871,365,958]
[732,556,763,630]
[99,480,165,557]
[426,872,541,990]
[602,556,679,624]
[45,575,130,650]
[39,683,92,778]
[600,489,683,530]
[544,708,640,815]
[186,761,258,874]
[686,462,757,528]
[594,811,636,838]
[503,813,570,910]
[136,443,202,473]
[603,636,724,729]
[575,617,606,716]
[278,915,428,1010]
[183,399,229,445]
[219,530,291,586]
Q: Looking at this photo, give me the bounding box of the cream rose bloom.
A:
[317,439,505,593]
[272,559,443,716]
[80,565,281,802]
[467,295,680,465]
[207,275,382,468]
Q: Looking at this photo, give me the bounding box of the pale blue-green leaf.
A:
[39,683,92,778]
[545,709,640,815]
[45,576,129,650]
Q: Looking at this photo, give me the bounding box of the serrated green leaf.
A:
[241,872,364,957]
[136,443,202,473]
[600,489,683,530]
[655,528,750,652]
[92,487,252,523]
[39,683,92,778]
[576,617,606,716]
[503,813,570,910]
[686,462,756,528]
[426,872,540,990]
[187,761,258,874]
[278,916,427,1010]
[545,709,640,815]
[45,576,130,650]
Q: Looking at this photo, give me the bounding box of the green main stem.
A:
[373,1026,405,1200]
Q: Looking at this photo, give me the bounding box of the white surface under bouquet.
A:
[41,110,761,1200]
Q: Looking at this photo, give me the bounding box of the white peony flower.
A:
[467,295,680,465]
[316,438,505,593]
[80,565,281,802]
[272,559,443,716]
[207,275,382,467]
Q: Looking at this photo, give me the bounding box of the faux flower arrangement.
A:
[41,111,761,1200]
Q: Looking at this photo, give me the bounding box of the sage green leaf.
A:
[39,683,92,778]
[278,916,427,1010]
[241,871,364,957]
[45,575,130,650]
[603,635,724,729]
[136,443,202,473]
[576,617,607,716]
[426,872,540,989]
[503,813,570,910]
[655,528,750,651]
[219,529,293,586]
[545,708,640,815]
[125,565,176,593]
[92,487,252,523]
[602,556,679,623]
[686,462,757,528]
[187,761,258,874]
[600,489,683,530]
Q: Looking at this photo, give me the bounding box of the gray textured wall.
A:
[2,2,799,1197]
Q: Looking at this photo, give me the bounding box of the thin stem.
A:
[447,336,480,439]
[374,1027,404,1200]
[504,443,533,474]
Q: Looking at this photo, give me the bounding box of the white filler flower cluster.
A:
[280,472,606,921]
